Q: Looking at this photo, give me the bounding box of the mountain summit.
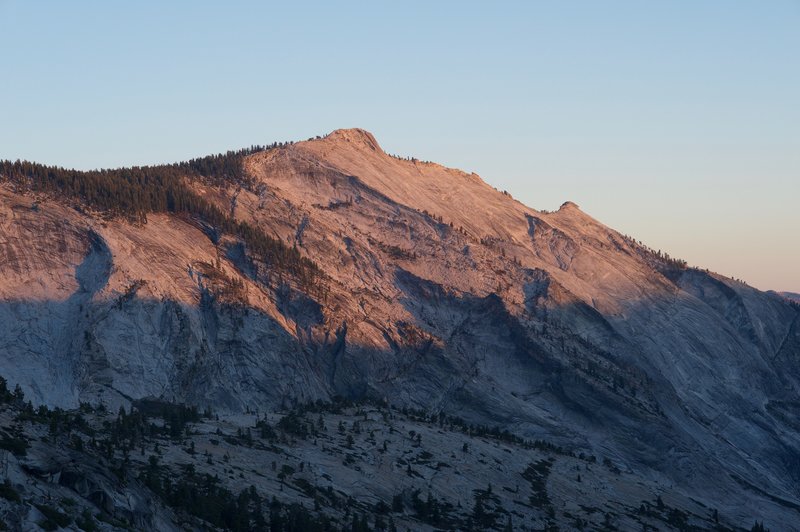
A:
[1,129,798,529]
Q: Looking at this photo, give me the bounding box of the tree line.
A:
[0,144,322,292]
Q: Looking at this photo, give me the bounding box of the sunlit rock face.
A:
[1,129,799,527]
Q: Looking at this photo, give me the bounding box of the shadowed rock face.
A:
[1,129,799,527]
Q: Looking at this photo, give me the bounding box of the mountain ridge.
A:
[1,129,799,529]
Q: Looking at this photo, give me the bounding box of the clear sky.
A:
[1,1,798,292]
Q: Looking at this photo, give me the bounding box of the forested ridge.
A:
[0,143,323,292]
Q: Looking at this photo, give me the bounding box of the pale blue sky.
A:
[1,1,798,291]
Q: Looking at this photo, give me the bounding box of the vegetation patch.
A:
[0,150,323,293]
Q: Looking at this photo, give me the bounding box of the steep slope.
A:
[1,129,799,528]
[240,131,800,525]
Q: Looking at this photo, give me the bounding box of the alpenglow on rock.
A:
[1,128,799,528]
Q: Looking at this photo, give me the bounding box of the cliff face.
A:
[1,129,799,527]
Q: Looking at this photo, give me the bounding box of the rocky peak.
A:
[320,128,383,153]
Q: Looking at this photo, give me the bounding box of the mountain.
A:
[779,292,800,303]
[1,128,798,530]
